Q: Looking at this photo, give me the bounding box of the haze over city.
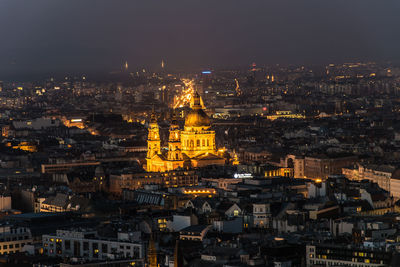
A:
[1,0,400,79]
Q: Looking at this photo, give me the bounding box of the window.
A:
[83,242,89,251]
[3,245,7,249]
[102,243,108,253]
[65,240,71,250]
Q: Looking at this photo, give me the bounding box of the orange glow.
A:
[173,79,195,109]
[184,189,216,194]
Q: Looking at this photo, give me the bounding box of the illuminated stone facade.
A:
[146,92,225,172]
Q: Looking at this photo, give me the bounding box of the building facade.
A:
[306,244,393,267]
[43,230,143,261]
[109,170,198,195]
[0,225,32,255]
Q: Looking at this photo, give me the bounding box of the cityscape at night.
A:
[1,1,400,267]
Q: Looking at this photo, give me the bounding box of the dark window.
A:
[102,243,108,253]
[74,241,80,257]
[65,240,71,250]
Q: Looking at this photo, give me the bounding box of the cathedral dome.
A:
[185,108,211,127]
[184,91,210,127]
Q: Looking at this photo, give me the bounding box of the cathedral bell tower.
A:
[146,110,161,171]
[166,113,184,171]
[167,114,183,161]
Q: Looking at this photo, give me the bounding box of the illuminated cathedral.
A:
[145,91,227,172]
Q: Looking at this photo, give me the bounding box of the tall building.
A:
[146,111,162,161]
[146,92,226,172]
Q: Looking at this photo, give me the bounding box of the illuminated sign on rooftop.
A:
[234,173,253,179]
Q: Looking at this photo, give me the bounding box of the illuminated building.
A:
[61,117,85,129]
[179,225,211,241]
[10,141,37,152]
[306,244,394,267]
[182,187,217,197]
[43,229,143,261]
[283,154,357,180]
[266,111,305,121]
[109,170,199,195]
[264,167,294,178]
[146,91,226,172]
[0,225,32,255]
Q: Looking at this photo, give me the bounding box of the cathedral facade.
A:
[146,92,226,172]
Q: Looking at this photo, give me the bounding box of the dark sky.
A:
[1,0,400,77]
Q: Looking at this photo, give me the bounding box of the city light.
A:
[173,78,195,109]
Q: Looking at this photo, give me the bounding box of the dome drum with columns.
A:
[145,91,226,172]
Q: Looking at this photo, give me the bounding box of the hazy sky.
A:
[1,0,400,77]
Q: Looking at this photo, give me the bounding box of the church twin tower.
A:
[146,91,225,172]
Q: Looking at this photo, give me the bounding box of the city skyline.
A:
[1,2,400,266]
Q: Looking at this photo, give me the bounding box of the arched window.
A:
[207,139,210,146]
[202,139,205,146]
[190,140,194,147]
[197,140,200,146]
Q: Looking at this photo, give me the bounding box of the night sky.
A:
[1,0,400,77]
